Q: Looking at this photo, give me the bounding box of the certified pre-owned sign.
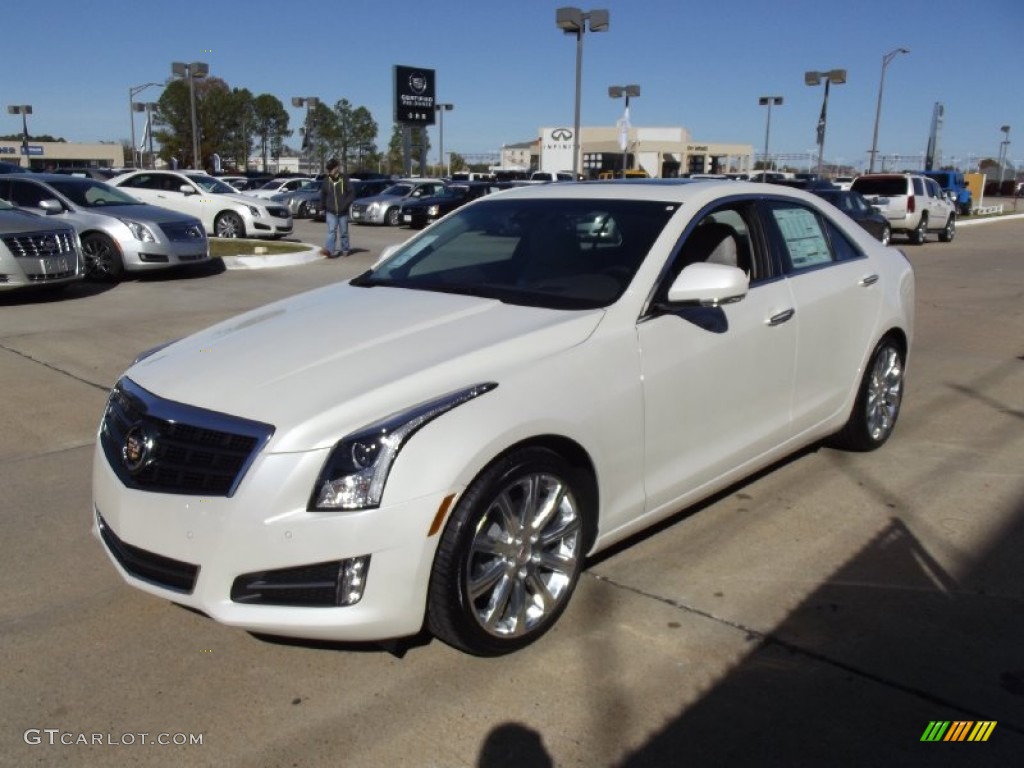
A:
[394,65,436,125]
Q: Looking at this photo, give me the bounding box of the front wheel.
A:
[427,446,593,656]
[385,207,401,226]
[214,211,245,238]
[82,232,124,281]
[829,338,905,452]
[938,215,956,242]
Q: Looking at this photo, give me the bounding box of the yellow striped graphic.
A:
[968,721,997,742]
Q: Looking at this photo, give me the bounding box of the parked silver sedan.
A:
[0,174,209,281]
[0,198,84,292]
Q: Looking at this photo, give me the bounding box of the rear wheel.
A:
[297,201,310,218]
[938,215,956,242]
[829,338,905,452]
[908,214,928,244]
[427,446,592,656]
[82,232,124,282]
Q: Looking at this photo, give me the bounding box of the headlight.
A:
[247,205,263,218]
[309,383,497,511]
[119,219,156,242]
[427,205,440,217]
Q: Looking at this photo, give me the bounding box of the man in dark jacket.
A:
[320,158,356,258]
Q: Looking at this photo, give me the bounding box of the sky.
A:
[3,0,1022,172]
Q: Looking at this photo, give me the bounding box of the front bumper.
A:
[92,443,450,642]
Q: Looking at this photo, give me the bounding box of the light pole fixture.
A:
[758,96,783,177]
[7,104,33,160]
[609,84,639,175]
[868,47,909,173]
[133,102,159,169]
[805,68,846,177]
[292,97,320,174]
[997,124,1011,193]
[556,7,610,176]
[435,103,454,176]
[128,82,161,169]
[172,61,209,169]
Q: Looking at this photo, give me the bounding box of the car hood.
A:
[80,203,200,226]
[127,282,604,451]
[0,207,75,234]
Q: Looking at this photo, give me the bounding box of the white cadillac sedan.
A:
[92,180,914,656]
[112,170,292,239]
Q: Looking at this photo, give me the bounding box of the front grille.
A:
[177,253,207,262]
[2,230,77,258]
[97,510,199,593]
[159,221,206,243]
[265,206,289,219]
[100,377,274,497]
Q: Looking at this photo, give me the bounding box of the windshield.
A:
[48,179,141,208]
[189,175,238,194]
[353,197,678,310]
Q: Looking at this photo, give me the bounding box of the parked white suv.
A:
[851,173,955,244]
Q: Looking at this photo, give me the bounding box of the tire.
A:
[297,201,309,218]
[829,338,905,452]
[427,446,593,656]
[908,214,928,244]
[82,232,125,282]
[385,207,401,226]
[879,224,891,246]
[214,211,245,238]
[938,215,955,242]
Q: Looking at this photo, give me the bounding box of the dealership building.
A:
[502,126,753,178]
[0,140,123,170]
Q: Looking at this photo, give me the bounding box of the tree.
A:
[329,99,378,173]
[251,94,291,173]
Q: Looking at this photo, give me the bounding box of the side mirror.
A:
[180,184,196,195]
[659,262,749,308]
[38,198,64,214]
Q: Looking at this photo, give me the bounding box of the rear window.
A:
[852,177,907,196]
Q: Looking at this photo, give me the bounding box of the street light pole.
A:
[868,47,909,173]
[435,103,454,176]
[758,96,783,177]
[171,62,209,169]
[128,82,161,169]
[7,105,33,164]
[805,68,846,177]
[609,85,639,175]
[291,97,320,175]
[556,7,609,177]
[997,125,1011,194]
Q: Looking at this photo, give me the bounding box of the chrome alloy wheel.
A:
[465,472,583,639]
[865,344,904,442]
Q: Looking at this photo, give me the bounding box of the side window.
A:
[766,202,834,271]
[824,218,865,262]
[912,177,925,196]
[122,174,156,190]
[669,203,760,283]
[9,181,50,208]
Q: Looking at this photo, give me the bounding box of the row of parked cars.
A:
[0,167,301,293]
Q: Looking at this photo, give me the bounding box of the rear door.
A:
[760,199,883,434]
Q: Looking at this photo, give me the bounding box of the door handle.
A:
[860,274,880,287]
[767,309,795,326]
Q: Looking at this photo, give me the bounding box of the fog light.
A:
[337,555,370,606]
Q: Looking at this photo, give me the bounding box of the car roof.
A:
[488,178,828,206]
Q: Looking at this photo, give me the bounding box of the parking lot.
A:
[2,216,1022,767]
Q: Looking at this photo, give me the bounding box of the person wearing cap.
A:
[320,158,355,258]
